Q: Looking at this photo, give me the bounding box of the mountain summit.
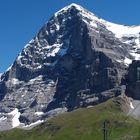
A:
[0,3,140,131]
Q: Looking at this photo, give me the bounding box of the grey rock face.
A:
[125,60,140,99]
[0,3,139,129]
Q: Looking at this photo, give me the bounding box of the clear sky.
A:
[0,0,140,73]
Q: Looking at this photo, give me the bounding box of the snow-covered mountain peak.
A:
[54,3,87,17]
[7,3,140,73]
[15,4,98,71]
[3,3,140,74]
[54,3,140,40]
[69,3,83,7]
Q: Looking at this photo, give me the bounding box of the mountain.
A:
[0,3,140,131]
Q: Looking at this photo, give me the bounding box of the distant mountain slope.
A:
[0,98,140,140]
[0,3,140,130]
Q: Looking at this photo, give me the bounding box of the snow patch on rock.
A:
[124,57,132,66]
[0,116,7,122]
[0,73,2,82]
[106,23,140,39]
[130,101,134,109]
[8,108,21,128]
[23,120,44,129]
[34,112,44,116]
[130,52,140,60]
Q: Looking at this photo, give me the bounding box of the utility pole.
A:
[136,126,140,140]
[103,121,108,140]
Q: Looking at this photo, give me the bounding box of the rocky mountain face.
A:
[125,60,140,99]
[0,3,140,130]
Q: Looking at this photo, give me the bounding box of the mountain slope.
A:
[0,98,140,140]
[0,3,140,130]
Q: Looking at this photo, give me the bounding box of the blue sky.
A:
[0,0,140,73]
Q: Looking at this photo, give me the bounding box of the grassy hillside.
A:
[0,98,140,140]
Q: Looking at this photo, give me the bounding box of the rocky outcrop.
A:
[125,60,140,99]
